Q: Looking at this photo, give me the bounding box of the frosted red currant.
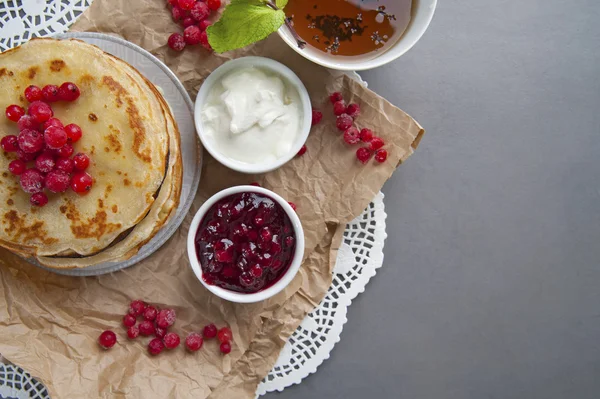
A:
[336,114,353,131]
[168,33,186,51]
[30,192,48,207]
[43,117,64,131]
[56,158,74,173]
[143,306,158,321]
[164,332,181,349]
[18,129,44,153]
[178,0,195,10]
[359,128,374,142]
[123,314,136,328]
[356,147,372,164]
[185,332,203,351]
[207,0,221,11]
[128,300,146,316]
[127,325,139,339]
[333,101,347,116]
[35,152,56,173]
[191,1,209,21]
[343,127,360,145]
[346,103,360,118]
[45,170,71,193]
[171,5,184,21]
[56,144,74,158]
[156,308,176,329]
[374,149,388,163]
[217,327,232,343]
[24,85,43,102]
[184,25,202,45]
[203,323,218,339]
[369,137,385,151]
[44,126,67,149]
[312,109,323,125]
[148,338,165,355]
[329,92,343,104]
[139,320,156,336]
[17,115,38,131]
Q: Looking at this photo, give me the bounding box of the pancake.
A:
[0,38,181,267]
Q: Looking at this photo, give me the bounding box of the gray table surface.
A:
[274,0,600,398]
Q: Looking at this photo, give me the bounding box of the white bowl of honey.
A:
[277,0,437,71]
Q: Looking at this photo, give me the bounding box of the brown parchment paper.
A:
[0,0,424,397]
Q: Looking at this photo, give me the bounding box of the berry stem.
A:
[266,1,306,49]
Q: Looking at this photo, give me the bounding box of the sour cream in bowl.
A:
[195,57,312,174]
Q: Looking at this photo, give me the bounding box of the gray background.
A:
[274,0,600,398]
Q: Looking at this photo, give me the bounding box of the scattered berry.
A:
[127,325,140,339]
[185,332,203,351]
[203,323,218,339]
[123,314,136,328]
[148,338,165,355]
[5,105,25,122]
[374,149,388,163]
[217,327,232,343]
[311,109,323,125]
[28,101,53,123]
[98,330,117,349]
[296,144,307,157]
[333,101,347,116]
[44,126,67,149]
[168,33,186,51]
[183,17,196,28]
[45,170,70,193]
[58,82,81,102]
[329,92,343,104]
[64,123,82,143]
[171,5,184,21]
[343,127,360,145]
[43,117,64,131]
[198,20,211,31]
[178,0,195,10]
[24,85,43,102]
[346,103,360,118]
[17,115,38,131]
[156,308,176,329]
[288,201,297,211]
[139,320,156,336]
[35,153,56,173]
[199,31,211,50]
[184,25,202,45]
[18,129,44,153]
[41,85,61,103]
[356,147,372,164]
[369,137,385,151]
[73,152,90,171]
[129,300,147,316]
[30,192,48,207]
[220,342,232,354]
[207,0,221,11]
[71,172,93,194]
[8,160,26,175]
[164,332,181,349]
[191,1,209,21]
[55,144,74,158]
[1,135,19,152]
[155,327,167,339]
[143,306,158,321]
[359,128,374,142]
[336,114,353,131]
[56,158,74,173]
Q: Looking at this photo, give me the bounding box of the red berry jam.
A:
[195,192,296,293]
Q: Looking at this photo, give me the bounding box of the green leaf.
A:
[207,2,286,53]
[276,0,288,8]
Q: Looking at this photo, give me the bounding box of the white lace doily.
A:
[0,4,388,397]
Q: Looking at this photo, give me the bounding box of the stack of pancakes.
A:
[0,39,183,269]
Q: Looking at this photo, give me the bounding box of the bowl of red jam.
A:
[187,185,304,303]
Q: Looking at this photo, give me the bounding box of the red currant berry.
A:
[20,169,45,194]
[155,327,167,339]
[8,160,26,175]
[168,33,186,51]
[311,109,323,125]
[5,105,25,122]
[44,126,67,149]
[148,338,165,355]
[171,5,184,21]
[28,101,53,123]
[16,150,36,162]
[139,320,156,336]
[45,170,70,193]
[374,149,388,163]
[127,325,140,339]
[359,128,374,142]
[73,152,90,171]
[123,314,136,328]
[356,147,372,164]
[199,30,211,50]
[18,129,44,153]
[35,152,56,173]
[369,137,385,151]
[184,25,202,45]
[17,115,38,131]
[43,117,64,131]
[64,123,82,143]
[1,135,19,152]
[56,157,74,173]
[333,101,346,116]
[191,1,209,20]
[336,114,353,131]
[30,192,48,207]
[71,171,93,194]
[178,0,195,10]
[128,300,147,316]
[24,85,43,102]
[58,82,81,102]
[250,264,263,278]
[343,127,360,145]
[164,332,181,349]
[346,103,360,118]
[296,144,307,157]
[55,144,74,158]
[182,17,196,28]
[207,0,221,10]
[143,306,158,321]
[203,323,218,339]
[220,342,232,354]
[98,330,117,349]
[199,19,211,31]
[288,201,297,211]
[185,332,203,351]
[217,327,232,343]
[156,308,177,329]
[41,85,61,102]
[329,92,343,104]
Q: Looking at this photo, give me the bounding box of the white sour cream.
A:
[201,67,303,164]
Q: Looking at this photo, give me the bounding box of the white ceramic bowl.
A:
[187,185,305,303]
[277,0,437,71]
[194,57,312,174]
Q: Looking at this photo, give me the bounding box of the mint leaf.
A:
[276,0,288,8]
[207,2,285,53]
